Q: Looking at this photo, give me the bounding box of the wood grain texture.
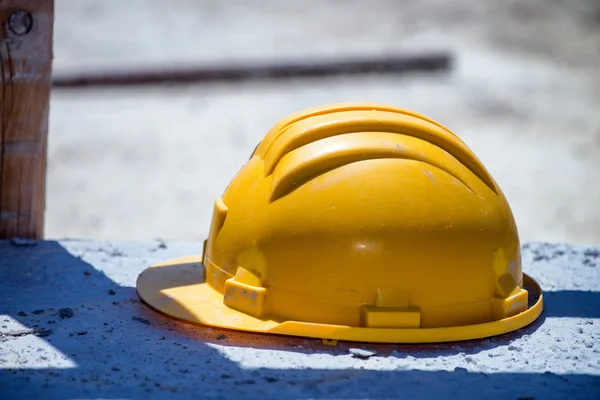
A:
[0,0,53,238]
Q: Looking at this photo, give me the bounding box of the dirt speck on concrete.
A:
[349,348,377,359]
[109,249,125,257]
[584,249,599,258]
[132,316,151,325]
[58,308,74,319]
[36,329,53,337]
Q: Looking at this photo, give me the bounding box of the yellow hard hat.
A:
[137,103,543,343]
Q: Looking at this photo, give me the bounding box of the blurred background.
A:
[46,0,600,245]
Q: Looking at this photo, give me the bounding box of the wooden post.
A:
[0,0,53,239]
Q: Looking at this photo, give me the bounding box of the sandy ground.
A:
[46,0,600,245]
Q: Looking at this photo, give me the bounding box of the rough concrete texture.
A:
[46,0,600,245]
[0,240,598,399]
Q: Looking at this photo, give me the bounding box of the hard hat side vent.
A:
[269,132,476,201]
[263,111,497,195]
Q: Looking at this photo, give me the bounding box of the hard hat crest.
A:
[262,108,498,201]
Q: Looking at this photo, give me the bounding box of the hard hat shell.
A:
[137,103,543,343]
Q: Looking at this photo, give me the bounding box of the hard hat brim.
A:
[136,256,544,344]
